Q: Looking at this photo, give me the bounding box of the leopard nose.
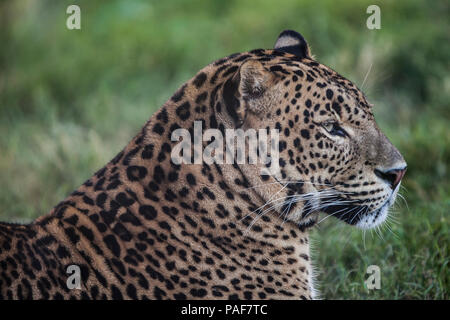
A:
[374,167,407,189]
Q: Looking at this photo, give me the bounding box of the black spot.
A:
[222,77,241,125]
[116,192,135,207]
[104,234,121,257]
[326,89,333,100]
[176,102,191,121]
[126,284,138,299]
[123,146,140,165]
[264,287,276,294]
[111,285,123,300]
[111,151,124,165]
[168,171,179,182]
[64,215,78,225]
[113,223,132,242]
[300,129,310,139]
[82,196,94,206]
[244,291,253,299]
[196,92,208,104]
[127,166,148,181]
[174,293,187,300]
[96,193,107,208]
[139,205,158,220]
[209,114,218,129]
[141,144,154,159]
[300,253,309,261]
[79,226,94,241]
[171,84,186,102]
[64,227,80,245]
[56,246,70,259]
[154,286,167,300]
[106,179,121,190]
[332,102,341,116]
[156,108,169,124]
[120,212,141,226]
[152,123,165,135]
[190,288,207,298]
[270,65,288,74]
[153,165,165,184]
[186,173,196,185]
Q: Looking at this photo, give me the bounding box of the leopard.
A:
[0,30,406,300]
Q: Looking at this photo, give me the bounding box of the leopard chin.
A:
[355,182,401,230]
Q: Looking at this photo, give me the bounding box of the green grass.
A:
[311,199,449,299]
[0,0,448,299]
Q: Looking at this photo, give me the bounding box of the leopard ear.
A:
[274,29,311,59]
[238,59,272,101]
[223,59,274,127]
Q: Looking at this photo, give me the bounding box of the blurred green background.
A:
[0,0,448,299]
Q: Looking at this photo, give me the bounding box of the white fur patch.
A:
[274,36,300,49]
[308,237,321,299]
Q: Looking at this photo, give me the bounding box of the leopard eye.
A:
[322,122,347,137]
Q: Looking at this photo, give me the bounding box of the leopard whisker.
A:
[244,194,349,234]
[349,205,367,225]
[361,62,373,90]
[239,179,334,192]
[316,205,360,226]
[241,188,343,221]
[396,192,409,212]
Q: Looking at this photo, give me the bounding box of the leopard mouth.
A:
[269,177,365,227]
[355,186,400,229]
[320,196,394,228]
[355,201,390,229]
[319,181,401,229]
[270,177,394,229]
[321,202,369,226]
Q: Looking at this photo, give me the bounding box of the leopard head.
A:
[225,30,406,230]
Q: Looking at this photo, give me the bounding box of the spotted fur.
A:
[0,30,406,300]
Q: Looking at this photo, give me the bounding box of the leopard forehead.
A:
[187,49,374,125]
